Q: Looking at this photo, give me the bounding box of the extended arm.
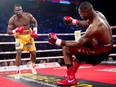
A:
[63,16,90,27]
[64,34,91,47]
[48,26,94,47]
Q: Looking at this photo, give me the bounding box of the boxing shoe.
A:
[57,77,77,86]
[64,62,80,77]
[73,61,80,73]
[31,64,37,74]
[15,70,21,79]
[57,65,77,86]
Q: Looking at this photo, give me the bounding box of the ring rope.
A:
[0,41,48,44]
[0,26,116,63]
[110,25,116,29]
[0,56,63,62]
[0,32,116,37]
[0,49,62,54]
[0,49,115,55]
[0,40,74,45]
[0,33,74,36]
[0,54,115,62]
[0,47,116,58]
[0,48,115,56]
[0,25,115,36]
[0,41,116,45]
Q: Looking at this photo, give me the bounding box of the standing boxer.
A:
[48,1,113,85]
[7,4,38,79]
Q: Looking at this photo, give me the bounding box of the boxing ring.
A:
[0,27,116,87]
[0,27,116,62]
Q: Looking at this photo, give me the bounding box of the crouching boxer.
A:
[48,1,113,86]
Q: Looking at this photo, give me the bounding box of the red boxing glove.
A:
[63,16,79,25]
[30,31,38,38]
[63,16,73,25]
[12,26,24,33]
[48,32,64,46]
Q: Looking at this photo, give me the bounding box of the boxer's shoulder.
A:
[8,15,15,22]
[23,12,33,18]
[23,12,31,15]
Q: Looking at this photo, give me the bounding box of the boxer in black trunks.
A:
[48,1,113,86]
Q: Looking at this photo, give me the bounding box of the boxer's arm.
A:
[78,20,90,27]
[64,26,94,47]
[29,13,38,38]
[64,23,105,47]
[29,13,38,34]
[7,17,14,35]
[64,34,91,47]
[63,16,89,27]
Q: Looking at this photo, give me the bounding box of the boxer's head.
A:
[78,1,94,20]
[14,4,23,17]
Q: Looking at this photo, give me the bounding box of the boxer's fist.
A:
[63,16,73,25]
[63,16,79,25]
[12,26,24,33]
[48,32,57,45]
[30,31,38,38]
[48,32,64,46]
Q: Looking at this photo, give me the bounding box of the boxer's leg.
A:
[57,46,77,85]
[29,37,37,74]
[15,49,22,79]
[29,51,37,74]
[15,41,23,79]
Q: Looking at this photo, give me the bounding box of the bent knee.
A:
[62,46,70,51]
[30,51,36,58]
[16,49,22,56]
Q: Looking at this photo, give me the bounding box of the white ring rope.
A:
[0,49,62,54]
[0,32,116,37]
[110,25,116,29]
[0,26,116,62]
[0,40,74,45]
[0,41,116,46]
[0,48,115,56]
[0,41,48,44]
[0,54,115,62]
[0,56,63,62]
[0,33,74,36]
[0,25,115,36]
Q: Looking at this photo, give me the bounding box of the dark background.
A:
[80,0,115,26]
[0,0,115,33]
